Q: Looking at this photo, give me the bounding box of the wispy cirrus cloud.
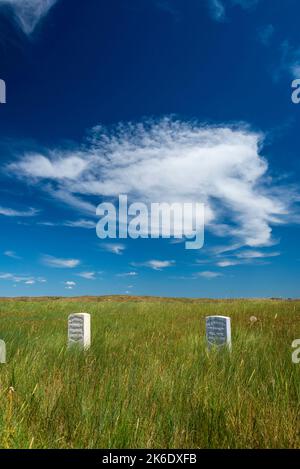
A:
[208,0,225,21]
[0,0,59,35]
[116,271,138,277]
[25,279,35,285]
[38,219,96,229]
[213,248,280,268]
[6,118,299,254]
[198,271,222,279]
[277,40,300,80]
[216,260,240,267]
[77,271,96,280]
[48,187,97,216]
[0,273,46,284]
[0,206,39,217]
[41,255,80,268]
[208,0,258,21]
[63,219,96,229]
[235,250,280,259]
[155,0,258,22]
[133,260,175,271]
[4,250,21,259]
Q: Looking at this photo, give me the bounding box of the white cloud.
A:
[0,0,58,35]
[0,272,43,284]
[278,41,300,79]
[4,250,21,259]
[37,277,47,283]
[38,221,56,226]
[116,271,138,277]
[0,206,39,217]
[208,0,258,21]
[235,250,280,259]
[102,243,126,255]
[63,219,96,229]
[38,219,96,229]
[0,273,14,280]
[208,0,225,21]
[7,118,298,252]
[77,271,96,280]
[216,260,239,267]
[64,280,76,290]
[137,260,175,271]
[0,273,30,282]
[9,152,88,179]
[14,275,33,282]
[42,255,80,268]
[48,187,97,216]
[198,271,222,279]
[213,247,280,267]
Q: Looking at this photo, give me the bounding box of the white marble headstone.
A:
[206,315,231,349]
[0,339,6,363]
[68,313,91,350]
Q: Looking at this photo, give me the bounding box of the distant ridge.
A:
[0,296,298,302]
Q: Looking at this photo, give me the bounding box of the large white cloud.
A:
[7,118,298,250]
[0,0,58,34]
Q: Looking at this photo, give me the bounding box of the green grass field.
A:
[0,297,299,449]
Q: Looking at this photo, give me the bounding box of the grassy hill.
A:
[0,297,299,448]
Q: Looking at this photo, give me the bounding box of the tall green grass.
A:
[0,299,299,448]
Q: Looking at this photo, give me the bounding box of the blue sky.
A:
[0,0,300,298]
